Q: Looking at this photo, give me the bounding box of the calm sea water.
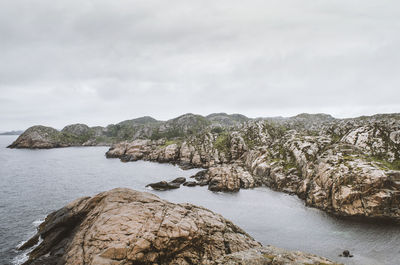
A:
[1,135,400,265]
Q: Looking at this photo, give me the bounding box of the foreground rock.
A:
[21,188,338,265]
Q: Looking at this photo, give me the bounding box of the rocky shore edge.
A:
[19,188,340,265]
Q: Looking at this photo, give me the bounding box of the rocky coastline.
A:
[8,113,400,222]
[20,188,339,265]
[105,114,400,222]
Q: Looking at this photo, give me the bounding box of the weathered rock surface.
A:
[21,188,259,264]
[21,188,338,265]
[207,165,255,192]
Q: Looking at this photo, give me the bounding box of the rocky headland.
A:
[20,188,338,265]
[105,113,400,221]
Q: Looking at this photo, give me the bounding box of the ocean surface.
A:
[1,135,400,265]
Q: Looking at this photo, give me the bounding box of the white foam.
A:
[12,236,42,265]
[12,218,44,265]
[32,218,44,227]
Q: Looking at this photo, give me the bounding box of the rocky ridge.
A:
[8,113,248,149]
[20,188,338,265]
[106,114,400,221]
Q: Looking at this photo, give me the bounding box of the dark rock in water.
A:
[18,234,40,251]
[179,163,195,170]
[191,169,208,181]
[170,177,186,184]
[146,181,180,190]
[340,250,353,258]
[183,181,198,187]
[198,180,209,186]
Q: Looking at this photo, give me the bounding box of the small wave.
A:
[12,252,29,265]
[12,218,44,265]
[32,218,44,227]
[12,236,42,265]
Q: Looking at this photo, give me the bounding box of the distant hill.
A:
[0,130,23,135]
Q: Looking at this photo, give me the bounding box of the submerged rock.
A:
[183,181,198,187]
[146,177,187,190]
[169,177,186,184]
[21,188,338,265]
[146,181,181,190]
[340,250,353,258]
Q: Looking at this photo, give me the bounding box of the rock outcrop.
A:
[207,165,255,192]
[7,125,64,149]
[20,188,338,265]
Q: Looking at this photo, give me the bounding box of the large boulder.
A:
[207,165,255,192]
[21,188,261,265]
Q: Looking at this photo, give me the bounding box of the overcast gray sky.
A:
[1,0,399,131]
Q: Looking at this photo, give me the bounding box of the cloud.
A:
[0,0,399,130]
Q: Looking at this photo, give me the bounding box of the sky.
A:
[1,0,400,131]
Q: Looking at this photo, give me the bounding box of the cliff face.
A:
[20,188,337,265]
[106,114,400,221]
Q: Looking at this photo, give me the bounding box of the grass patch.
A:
[161,139,180,147]
[262,253,276,260]
[367,157,400,170]
[214,133,230,154]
